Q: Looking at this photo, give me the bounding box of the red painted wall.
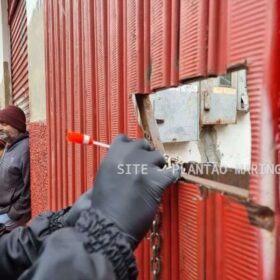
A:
[38,0,279,279]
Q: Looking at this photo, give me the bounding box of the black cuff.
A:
[75,208,138,280]
[47,207,71,234]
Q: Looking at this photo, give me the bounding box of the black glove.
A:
[64,188,93,226]
[91,134,180,246]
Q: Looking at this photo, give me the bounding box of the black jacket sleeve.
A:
[0,208,69,280]
[18,209,138,280]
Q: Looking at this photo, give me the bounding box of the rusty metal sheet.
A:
[179,0,208,81]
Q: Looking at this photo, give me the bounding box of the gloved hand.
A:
[64,188,93,226]
[91,134,180,246]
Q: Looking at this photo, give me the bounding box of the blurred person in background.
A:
[0,105,30,231]
[0,139,5,158]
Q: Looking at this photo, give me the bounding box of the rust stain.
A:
[135,93,165,153]
[229,196,275,231]
[246,203,275,231]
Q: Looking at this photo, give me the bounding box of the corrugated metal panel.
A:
[178,182,205,280]
[127,0,146,94]
[227,0,265,202]
[207,0,228,75]
[44,0,142,204]
[170,185,179,280]
[8,0,18,23]
[179,0,208,81]
[58,0,69,206]
[150,0,179,90]
[218,197,262,279]
[95,0,109,160]
[150,0,170,89]
[9,0,30,120]
[64,0,75,205]
[43,0,278,279]
[205,193,263,279]
[126,0,147,139]
[82,0,96,188]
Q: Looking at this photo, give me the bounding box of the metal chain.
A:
[149,211,161,280]
[149,155,182,279]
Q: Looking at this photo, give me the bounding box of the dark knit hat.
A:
[0,105,26,132]
[0,139,5,148]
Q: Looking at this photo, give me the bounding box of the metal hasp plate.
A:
[150,84,199,143]
[200,86,237,125]
[237,69,249,112]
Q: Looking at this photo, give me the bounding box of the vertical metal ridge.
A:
[126,0,148,94]
[219,198,262,279]
[82,0,95,188]
[53,0,62,210]
[179,0,208,80]
[207,0,219,75]
[122,0,128,134]
[65,0,75,204]
[95,0,109,160]
[170,0,180,86]
[178,183,205,280]
[126,0,147,138]
[227,0,266,202]
[58,0,68,206]
[143,0,151,94]
[49,0,57,209]
[10,0,29,121]
[108,0,123,138]
[55,2,66,209]
[44,0,51,209]
[73,0,84,199]
[160,190,171,280]
[170,185,179,280]
[126,0,138,94]
[150,0,172,90]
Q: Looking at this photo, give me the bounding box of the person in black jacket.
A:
[0,105,31,231]
[0,134,180,280]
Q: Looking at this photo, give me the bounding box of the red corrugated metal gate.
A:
[43,1,279,279]
[8,0,29,120]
